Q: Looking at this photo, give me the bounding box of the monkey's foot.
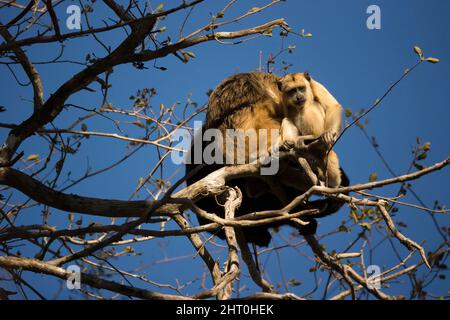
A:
[280,140,295,151]
[320,131,337,147]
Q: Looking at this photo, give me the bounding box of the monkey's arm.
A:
[280,117,300,143]
[279,117,317,153]
[324,102,343,136]
[310,79,343,143]
[310,79,339,107]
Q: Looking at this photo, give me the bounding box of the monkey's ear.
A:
[304,71,311,81]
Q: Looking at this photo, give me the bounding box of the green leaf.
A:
[397,221,408,228]
[360,222,372,231]
[182,52,196,62]
[417,152,427,161]
[414,46,424,59]
[132,121,145,129]
[262,28,273,37]
[155,4,164,12]
[124,246,134,253]
[300,28,313,37]
[135,100,146,107]
[350,207,359,223]
[27,154,39,161]
[368,172,378,182]
[81,123,88,131]
[426,57,440,64]
[248,7,260,13]
[345,108,353,117]
[422,141,431,151]
[288,279,302,287]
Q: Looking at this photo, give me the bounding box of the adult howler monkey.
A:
[185,72,349,247]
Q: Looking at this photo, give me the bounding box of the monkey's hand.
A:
[320,130,337,147]
[280,139,296,151]
[293,137,307,151]
[293,135,316,152]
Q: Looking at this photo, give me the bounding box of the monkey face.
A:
[279,72,314,109]
[285,84,308,106]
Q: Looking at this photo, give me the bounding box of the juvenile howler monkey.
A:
[185,72,349,247]
[278,72,343,188]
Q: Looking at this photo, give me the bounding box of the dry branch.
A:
[0,256,191,300]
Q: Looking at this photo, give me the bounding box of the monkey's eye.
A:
[288,88,297,95]
[289,87,305,95]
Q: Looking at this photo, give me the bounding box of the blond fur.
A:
[205,72,343,198]
[278,72,343,187]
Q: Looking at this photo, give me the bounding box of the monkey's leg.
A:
[279,119,320,153]
[280,117,300,146]
[310,79,343,139]
[324,150,342,187]
[268,118,305,155]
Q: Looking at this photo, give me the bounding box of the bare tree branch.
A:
[0,256,191,300]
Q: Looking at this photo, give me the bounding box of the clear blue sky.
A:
[1,0,449,299]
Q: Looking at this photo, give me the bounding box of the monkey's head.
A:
[278,72,313,110]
